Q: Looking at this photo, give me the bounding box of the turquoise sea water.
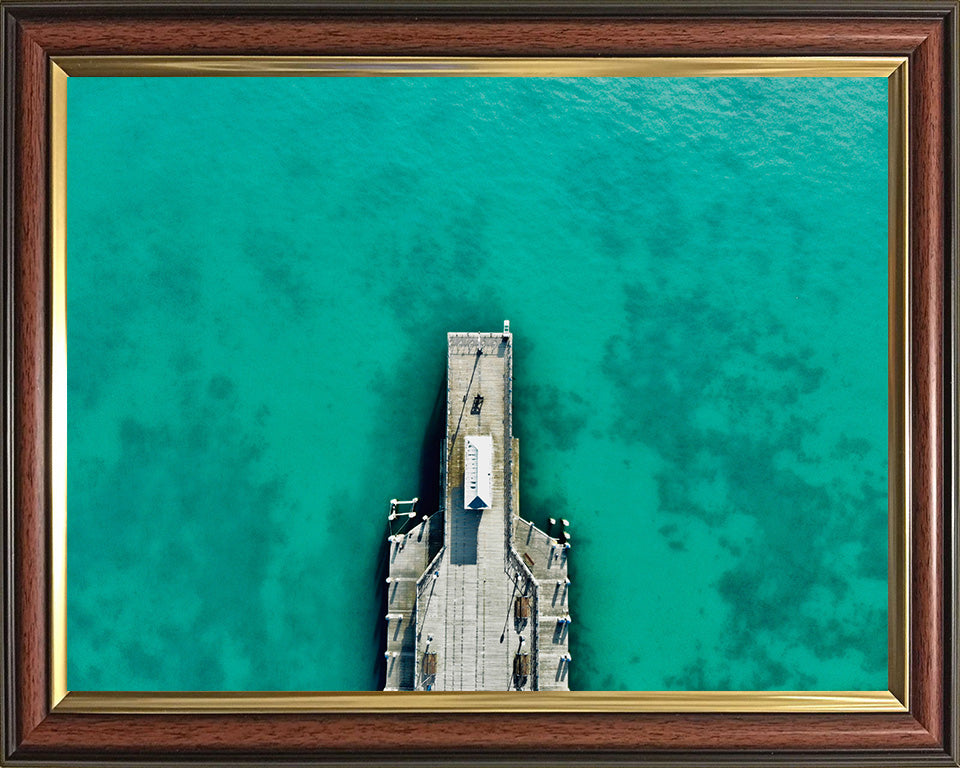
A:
[67,76,888,691]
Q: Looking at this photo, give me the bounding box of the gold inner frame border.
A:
[48,55,910,714]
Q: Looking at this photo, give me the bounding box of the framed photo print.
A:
[2,2,957,766]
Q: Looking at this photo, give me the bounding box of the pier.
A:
[384,324,571,691]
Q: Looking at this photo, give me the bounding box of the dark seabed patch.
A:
[515,384,589,451]
[68,379,288,689]
[602,280,887,689]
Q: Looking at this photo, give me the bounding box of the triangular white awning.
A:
[464,435,492,510]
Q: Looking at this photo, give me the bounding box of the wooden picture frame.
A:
[1,2,957,765]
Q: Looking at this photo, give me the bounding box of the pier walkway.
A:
[384,326,570,691]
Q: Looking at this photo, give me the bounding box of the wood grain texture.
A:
[12,711,943,758]
[12,21,49,750]
[909,15,946,747]
[2,4,956,765]
[16,16,941,56]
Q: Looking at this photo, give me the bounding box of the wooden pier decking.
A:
[384,327,570,691]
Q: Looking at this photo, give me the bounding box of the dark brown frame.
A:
[1,2,958,766]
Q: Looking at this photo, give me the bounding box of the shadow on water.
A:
[416,377,447,519]
[370,375,446,690]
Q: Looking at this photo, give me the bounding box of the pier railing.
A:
[500,335,544,690]
[504,548,539,689]
[500,336,538,687]
[413,548,445,690]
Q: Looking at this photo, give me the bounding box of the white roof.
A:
[464,435,493,510]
